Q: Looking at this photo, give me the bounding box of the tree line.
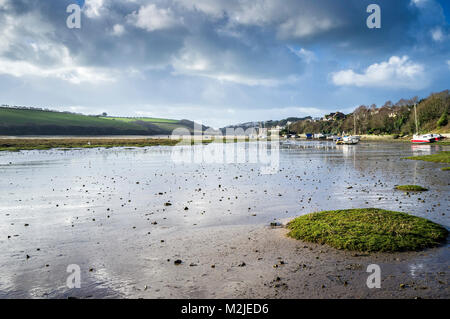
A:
[289,90,449,135]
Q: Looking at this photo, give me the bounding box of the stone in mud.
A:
[174,259,182,265]
[270,222,282,227]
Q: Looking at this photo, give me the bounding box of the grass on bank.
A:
[395,185,428,191]
[441,167,450,171]
[404,151,450,164]
[0,137,256,151]
[287,208,448,252]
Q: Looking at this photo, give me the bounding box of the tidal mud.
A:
[0,141,448,298]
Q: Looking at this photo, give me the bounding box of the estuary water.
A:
[0,141,448,298]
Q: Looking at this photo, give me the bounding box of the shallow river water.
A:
[0,141,448,298]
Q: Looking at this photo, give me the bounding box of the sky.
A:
[0,0,448,128]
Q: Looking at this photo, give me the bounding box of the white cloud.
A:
[431,27,444,42]
[85,0,104,18]
[112,24,125,36]
[0,0,9,9]
[278,16,335,39]
[331,56,427,89]
[128,4,182,32]
[0,47,115,84]
[411,0,425,4]
[0,10,115,84]
[288,47,316,63]
[175,0,341,39]
[173,0,231,19]
[171,45,297,86]
[227,0,283,26]
[172,49,211,72]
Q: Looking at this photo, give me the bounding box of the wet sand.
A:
[0,141,448,298]
[3,223,447,299]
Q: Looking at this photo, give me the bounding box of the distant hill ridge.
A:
[0,106,205,136]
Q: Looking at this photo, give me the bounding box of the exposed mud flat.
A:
[0,141,448,298]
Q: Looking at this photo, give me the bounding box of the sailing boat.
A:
[340,114,360,144]
[411,104,432,144]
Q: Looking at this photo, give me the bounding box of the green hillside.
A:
[0,107,197,136]
[289,90,449,135]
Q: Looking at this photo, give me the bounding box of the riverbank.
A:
[1,134,450,152]
[0,138,182,151]
[0,136,257,151]
[293,133,450,142]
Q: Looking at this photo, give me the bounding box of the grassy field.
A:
[0,108,143,128]
[100,117,178,123]
[287,208,448,252]
[0,108,195,136]
[404,151,450,163]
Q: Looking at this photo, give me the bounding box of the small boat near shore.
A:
[342,135,360,144]
[337,116,360,145]
[409,103,445,144]
[424,133,445,142]
[411,133,445,144]
[411,134,432,144]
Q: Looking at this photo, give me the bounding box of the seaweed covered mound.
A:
[287,208,448,252]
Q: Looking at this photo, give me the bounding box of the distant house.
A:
[324,112,345,121]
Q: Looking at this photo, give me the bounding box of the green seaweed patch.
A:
[441,167,450,171]
[404,151,450,164]
[395,185,428,191]
[286,208,448,252]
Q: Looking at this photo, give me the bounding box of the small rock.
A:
[174,259,182,265]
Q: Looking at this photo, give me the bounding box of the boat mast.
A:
[414,103,418,135]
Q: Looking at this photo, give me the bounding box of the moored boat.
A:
[342,135,360,144]
[337,115,360,145]
[423,133,445,142]
[411,134,432,144]
[409,103,440,144]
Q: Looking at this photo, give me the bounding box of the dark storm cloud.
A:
[0,0,423,77]
[0,0,448,127]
